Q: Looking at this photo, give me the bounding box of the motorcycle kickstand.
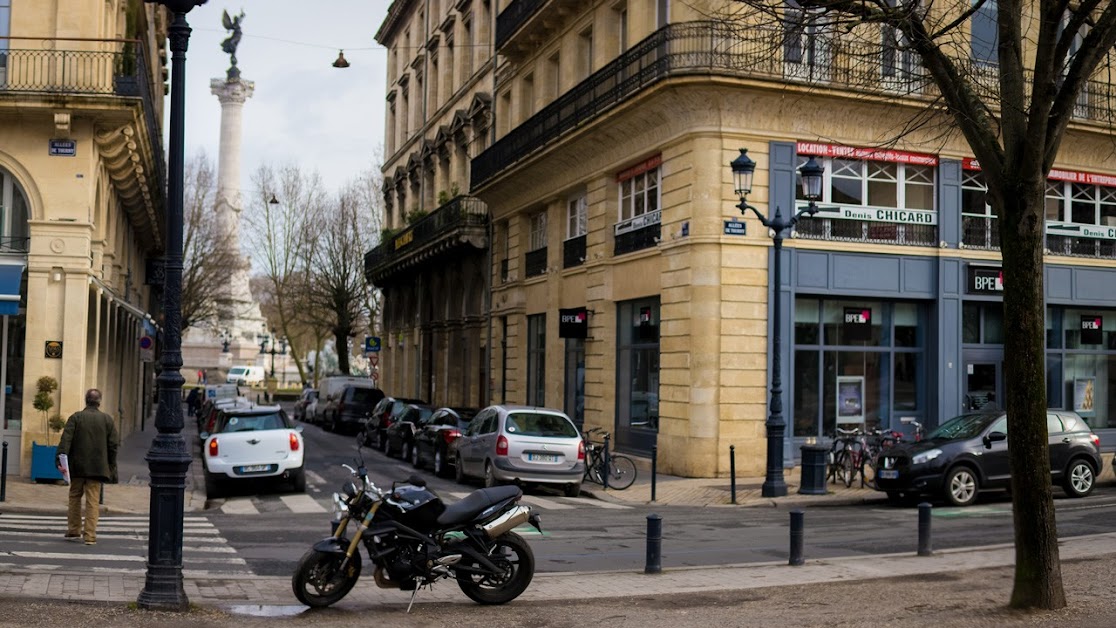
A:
[405,585,421,613]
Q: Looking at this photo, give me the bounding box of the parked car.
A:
[315,376,378,426]
[200,404,305,498]
[362,396,427,450]
[292,389,318,422]
[382,404,435,459]
[320,385,384,434]
[454,405,585,497]
[411,407,478,476]
[875,410,1102,506]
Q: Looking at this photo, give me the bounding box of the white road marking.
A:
[565,497,630,509]
[521,496,574,510]
[0,530,227,544]
[220,498,260,515]
[280,493,327,514]
[0,515,209,522]
[306,470,328,486]
[5,551,245,565]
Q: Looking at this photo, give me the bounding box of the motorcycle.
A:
[291,449,542,610]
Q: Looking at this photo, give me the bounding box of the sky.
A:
[173,0,394,197]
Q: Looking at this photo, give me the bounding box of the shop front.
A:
[615,297,660,454]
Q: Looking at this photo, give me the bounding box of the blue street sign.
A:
[49,139,76,156]
[724,220,746,236]
[365,336,381,353]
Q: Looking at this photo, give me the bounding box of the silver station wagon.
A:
[454,405,585,497]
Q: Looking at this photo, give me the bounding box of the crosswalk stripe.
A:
[567,497,630,509]
[0,523,220,534]
[0,515,210,522]
[521,496,574,510]
[5,551,246,565]
[0,530,228,544]
[220,498,260,515]
[280,494,327,514]
[306,470,328,486]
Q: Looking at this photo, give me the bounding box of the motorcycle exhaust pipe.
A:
[481,505,530,539]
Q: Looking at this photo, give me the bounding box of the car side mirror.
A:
[983,431,1007,449]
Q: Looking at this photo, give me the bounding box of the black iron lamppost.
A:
[729,148,824,498]
[139,0,208,612]
[268,328,278,378]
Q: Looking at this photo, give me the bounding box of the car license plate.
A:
[878,469,899,480]
[527,453,560,463]
[239,464,271,473]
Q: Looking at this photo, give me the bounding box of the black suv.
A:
[875,410,1102,506]
[322,385,384,434]
[382,404,435,460]
[411,407,478,476]
[362,396,426,450]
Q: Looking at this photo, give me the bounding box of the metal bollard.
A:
[918,502,932,556]
[645,514,662,574]
[602,433,611,491]
[730,445,737,504]
[789,510,805,566]
[650,445,658,502]
[1,441,8,502]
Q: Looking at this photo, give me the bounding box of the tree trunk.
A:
[335,329,351,375]
[999,184,1066,610]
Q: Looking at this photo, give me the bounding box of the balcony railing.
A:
[962,215,1000,250]
[563,235,586,268]
[0,236,29,255]
[795,219,937,247]
[525,247,547,277]
[495,0,546,50]
[0,42,166,212]
[364,195,488,280]
[472,20,1116,189]
[1046,235,1116,259]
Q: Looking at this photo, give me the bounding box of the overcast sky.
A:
[175,0,393,197]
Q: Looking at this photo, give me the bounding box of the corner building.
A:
[373,1,1116,476]
[1,1,167,475]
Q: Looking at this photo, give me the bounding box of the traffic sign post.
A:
[364,336,381,353]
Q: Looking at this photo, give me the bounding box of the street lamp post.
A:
[138,0,208,612]
[269,328,277,378]
[730,149,824,498]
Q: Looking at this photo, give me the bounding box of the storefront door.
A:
[963,356,1002,412]
[0,315,25,474]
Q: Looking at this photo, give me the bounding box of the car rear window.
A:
[351,388,377,404]
[504,413,578,438]
[218,412,288,433]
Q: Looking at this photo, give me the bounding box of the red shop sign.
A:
[963,158,1116,187]
[796,142,938,166]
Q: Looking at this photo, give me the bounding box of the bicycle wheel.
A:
[584,455,603,485]
[838,450,854,488]
[604,455,637,490]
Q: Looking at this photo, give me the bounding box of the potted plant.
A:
[30,376,64,482]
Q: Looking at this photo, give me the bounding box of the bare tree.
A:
[353,164,386,338]
[246,164,330,385]
[182,151,242,331]
[727,0,1116,609]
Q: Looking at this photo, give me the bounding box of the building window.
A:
[793,299,927,439]
[564,194,587,268]
[619,166,660,222]
[578,27,593,80]
[1045,306,1116,428]
[462,15,473,78]
[962,302,1005,345]
[657,0,669,28]
[546,52,561,101]
[527,314,546,406]
[429,53,439,109]
[783,3,831,81]
[0,167,28,252]
[961,170,998,249]
[564,338,585,429]
[615,3,628,53]
[615,162,661,255]
[616,298,660,453]
[500,220,510,283]
[971,0,998,65]
[526,211,548,277]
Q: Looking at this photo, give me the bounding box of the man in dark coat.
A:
[55,389,119,545]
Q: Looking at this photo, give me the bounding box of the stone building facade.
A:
[0,1,167,475]
[372,1,1116,477]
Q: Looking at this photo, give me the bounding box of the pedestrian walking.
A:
[202,369,208,384]
[196,369,204,384]
[55,389,119,546]
[186,387,201,418]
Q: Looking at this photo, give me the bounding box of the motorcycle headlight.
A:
[342,480,358,499]
[911,448,943,465]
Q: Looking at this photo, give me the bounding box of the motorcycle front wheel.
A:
[455,531,535,605]
[292,548,362,608]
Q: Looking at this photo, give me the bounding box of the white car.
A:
[201,404,305,498]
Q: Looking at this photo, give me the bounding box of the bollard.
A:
[602,433,611,491]
[918,502,932,556]
[789,510,805,566]
[645,513,662,574]
[730,445,737,504]
[256,393,261,404]
[1,441,7,502]
[650,445,658,502]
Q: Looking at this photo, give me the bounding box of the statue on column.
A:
[221,9,245,81]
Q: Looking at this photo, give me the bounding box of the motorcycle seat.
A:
[437,486,522,526]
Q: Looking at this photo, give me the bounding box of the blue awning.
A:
[0,263,25,316]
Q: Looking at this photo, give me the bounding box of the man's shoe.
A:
[64,534,81,542]
[84,540,96,546]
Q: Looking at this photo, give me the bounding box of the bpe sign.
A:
[559,307,588,339]
[843,307,873,341]
[967,266,1004,294]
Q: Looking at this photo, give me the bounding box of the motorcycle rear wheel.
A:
[291,548,362,608]
[455,531,534,605]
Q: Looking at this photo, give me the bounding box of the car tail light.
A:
[496,435,509,456]
[578,440,585,461]
[442,429,461,444]
[1092,434,1100,448]
[289,432,300,452]
[208,439,218,457]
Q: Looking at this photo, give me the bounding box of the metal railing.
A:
[1046,235,1116,259]
[364,195,488,275]
[473,20,1116,188]
[0,236,29,255]
[795,218,937,247]
[962,215,999,250]
[525,247,547,277]
[0,41,166,213]
[563,235,586,268]
[495,0,547,50]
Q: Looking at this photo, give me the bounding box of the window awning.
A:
[0,262,25,316]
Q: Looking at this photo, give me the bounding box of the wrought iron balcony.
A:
[962,215,1000,250]
[0,41,166,216]
[365,195,489,285]
[563,235,586,268]
[495,0,546,51]
[472,20,1116,189]
[795,218,937,247]
[525,247,547,277]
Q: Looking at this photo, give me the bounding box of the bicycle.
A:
[900,417,925,442]
[581,428,638,490]
[827,428,866,488]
